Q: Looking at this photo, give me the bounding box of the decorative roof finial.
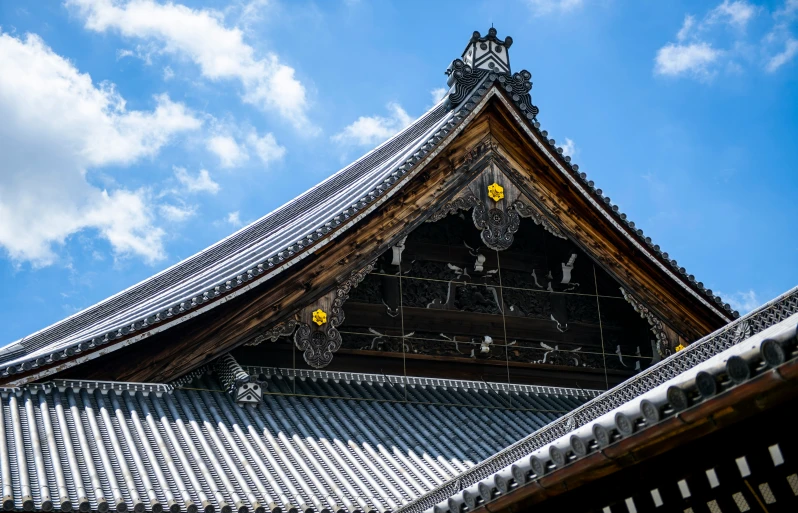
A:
[462,28,513,74]
[445,28,537,119]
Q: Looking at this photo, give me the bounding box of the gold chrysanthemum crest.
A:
[487,182,504,202]
[312,309,327,326]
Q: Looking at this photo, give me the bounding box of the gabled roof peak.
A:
[0,36,738,382]
[462,27,513,74]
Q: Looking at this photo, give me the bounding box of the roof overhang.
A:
[2,78,737,384]
[394,285,798,513]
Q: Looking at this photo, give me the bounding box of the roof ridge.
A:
[1,57,738,382]
[243,366,602,398]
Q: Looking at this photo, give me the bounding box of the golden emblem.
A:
[675,343,686,352]
[487,182,504,202]
[312,309,328,326]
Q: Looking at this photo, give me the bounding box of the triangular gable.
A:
[0,29,734,385]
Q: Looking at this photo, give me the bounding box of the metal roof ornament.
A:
[311,309,327,326]
[487,183,504,202]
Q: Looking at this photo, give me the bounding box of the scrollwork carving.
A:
[294,323,341,369]
[427,193,481,223]
[495,70,539,119]
[293,260,377,368]
[446,59,489,107]
[245,319,299,346]
[445,59,539,120]
[472,199,520,251]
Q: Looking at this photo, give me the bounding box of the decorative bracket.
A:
[472,192,520,251]
[245,319,299,346]
[513,200,567,240]
[243,261,376,368]
[428,138,566,250]
[293,261,376,368]
[390,236,408,266]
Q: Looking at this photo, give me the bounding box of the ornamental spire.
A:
[461,27,513,74]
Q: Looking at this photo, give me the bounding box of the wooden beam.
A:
[343,302,626,347]
[50,116,496,383]
[232,343,632,390]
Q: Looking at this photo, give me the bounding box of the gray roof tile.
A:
[393,285,798,513]
[0,372,595,513]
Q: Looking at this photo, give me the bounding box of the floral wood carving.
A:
[293,260,377,368]
[427,189,522,251]
[472,197,520,251]
[245,320,299,346]
[427,194,481,223]
[427,136,567,250]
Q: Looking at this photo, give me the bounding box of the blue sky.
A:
[0,0,796,345]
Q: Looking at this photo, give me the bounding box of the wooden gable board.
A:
[4,81,728,385]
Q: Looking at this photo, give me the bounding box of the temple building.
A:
[0,28,797,513]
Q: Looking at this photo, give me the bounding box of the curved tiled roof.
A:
[1,50,735,380]
[0,96,461,376]
[394,285,798,513]
[0,371,595,513]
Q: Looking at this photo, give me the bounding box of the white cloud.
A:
[0,31,200,266]
[655,42,722,77]
[246,131,286,165]
[332,103,413,147]
[162,65,174,80]
[526,0,583,16]
[719,289,761,314]
[560,138,577,158]
[655,0,772,79]
[226,211,243,227]
[159,203,196,222]
[430,87,447,105]
[206,130,285,168]
[677,15,695,41]
[207,135,248,168]
[707,0,757,29]
[767,38,798,70]
[775,0,798,18]
[236,0,271,27]
[66,0,315,131]
[174,167,220,194]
